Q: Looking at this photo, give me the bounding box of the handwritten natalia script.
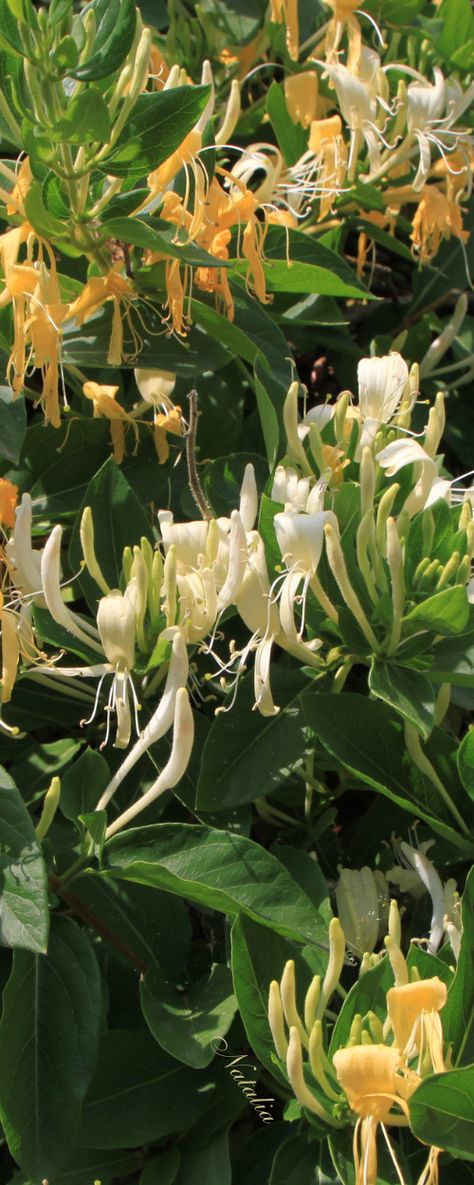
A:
[212,1037,275,1122]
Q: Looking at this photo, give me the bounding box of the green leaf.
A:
[270,1135,334,1184]
[410,1066,474,1161]
[0,916,102,1180]
[443,867,474,1066]
[457,729,474,800]
[0,0,24,53]
[329,957,394,1056]
[104,823,329,946]
[369,660,435,739]
[140,1149,181,1185]
[231,914,314,1087]
[0,766,49,953]
[23,179,68,237]
[51,1147,141,1185]
[60,747,110,821]
[266,82,308,167]
[62,299,230,376]
[197,670,309,811]
[301,692,474,854]
[68,455,154,611]
[51,87,111,144]
[71,872,191,974]
[435,0,474,66]
[102,85,210,180]
[427,629,474,687]
[103,215,232,269]
[81,1029,230,1147]
[0,385,26,463]
[176,1129,231,1185]
[236,226,371,299]
[72,0,137,80]
[140,963,237,1068]
[403,587,470,636]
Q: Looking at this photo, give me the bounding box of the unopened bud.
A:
[268,980,288,1060]
[280,960,308,1048]
[35,776,60,841]
[80,507,111,596]
[436,551,460,590]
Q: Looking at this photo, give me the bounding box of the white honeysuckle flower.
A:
[97,628,190,810]
[406,67,474,191]
[271,465,312,511]
[358,353,409,423]
[321,55,388,177]
[300,404,335,436]
[398,841,461,958]
[228,143,283,205]
[105,685,195,838]
[239,462,259,533]
[41,525,103,654]
[424,476,452,508]
[335,866,389,957]
[274,508,336,574]
[5,493,44,602]
[376,438,437,515]
[95,583,139,748]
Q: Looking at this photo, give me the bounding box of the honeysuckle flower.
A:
[336,866,389,957]
[0,248,69,426]
[387,976,447,1074]
[356,353,409,450]
[410,184,469,263]
[286,115,348,220]
[376,439,437,515]
[405,68,474,192]
[321,53,386,180]
[270,0,299,60]
[269,908,450,1185]
[0,478,18,531]
[285,73,319,128]
[40,524,103,655]
[67,266,139,367]
[82,381,140,465]
[105,684,194,838]
[4,492,44,604]
[134,368,184,463]
[388,841,461,958]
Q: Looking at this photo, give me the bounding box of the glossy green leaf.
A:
[104,823,329,946]
[457,729,474,800]
[270,1135,335,1184]
[410,1066,474,1161]
[51,88,111,144]
[231,914,314,1087]
[427,629,474,687]
[103,85,210,179]
[140,1148,181,1185]
[0,917,102,1179]
[266,82,307,167]
[103,215,232,269]
[81,1029,229,1147]
[71,872,191,974]
[403,587,470,636]
[301,692,473,854]
[369,660,435,739]
[176,1129,231,1185]
[443,867,474,1066]
[436,0,474,66]
[235,226,370,299]
[68,455,153,610]
[59,747,110,821]
[0,766,49,953]
[72,0,137,80]
[62,299,230,375]
[0,385,26,463]
[140,963,237,1067]
[197,670,309,810]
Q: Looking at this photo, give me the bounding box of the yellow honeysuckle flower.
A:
[387,976,447,1072]
[410,185,469,264]
[0,478,18,530]
[82,381,139,465]
[284,73,319,128]
[270,0,299,60]
[67,267,138,366]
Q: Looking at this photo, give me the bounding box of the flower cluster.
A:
[268,905,448,1185]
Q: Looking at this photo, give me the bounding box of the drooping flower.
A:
[66,266,139,367]
[82,381,140,465]
[0,478,18,530]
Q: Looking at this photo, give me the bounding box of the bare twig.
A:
[186,389,214,520]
